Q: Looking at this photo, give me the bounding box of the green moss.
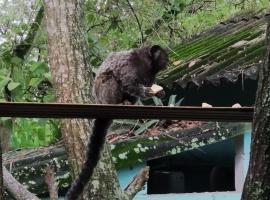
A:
[170,20,263,61]
[113,122,251,169]
[112,136,170,169]
[158,22,265,86]
[202,43,265,76]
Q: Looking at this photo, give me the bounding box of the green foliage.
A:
[84,0,269,72]
[113,95,183,135]
[0,54,57,146]
[133,119,159,135]
[7,81,20,91]
[0,1,57,148]
[0,76,10,91]
[168,94,184,106]
[152,96,163,106]
[12,118,61,148]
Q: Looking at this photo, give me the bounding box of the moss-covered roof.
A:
[158,13,269,89]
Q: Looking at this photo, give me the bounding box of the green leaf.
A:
[0,68,8,75]
[30,62,49,75]
[43,72,52,81]
[11,56,22,65]
[7,82,20,91]
[20,23,29,31]
[87,34,97,44]
[134,120,159,135]
[152,96,163,106]
[137,99,143,105]
[91,68,98,74]
[0,77,10,90]
[168,95,177,106]
[12,26,24,35]
[86,13,95,23]
[29,78,42,87]
[2,51,12,63]
[108,21,118,30]
[176,98,184,106]
[113,119,139,126]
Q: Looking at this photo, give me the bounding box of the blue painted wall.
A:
[117,131,252,200]
[243,131,251,175]
[117,164,242,200]
[44,130,251,200]
[134,192,242,200]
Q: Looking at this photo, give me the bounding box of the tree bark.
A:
[43,0,127,199]
[124,167,149,199]
[0,135,3,200]
[3,166,40,200]
[241,17,270,200]
[44,165,58,200]
[0,123,11,153]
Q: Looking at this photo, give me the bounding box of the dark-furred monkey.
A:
[66,45,168,200]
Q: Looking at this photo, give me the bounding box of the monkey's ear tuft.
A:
[150,45,162,60]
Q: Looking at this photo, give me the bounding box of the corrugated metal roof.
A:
[158,12,269,89]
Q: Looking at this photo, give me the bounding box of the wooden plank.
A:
[0,102,254,122]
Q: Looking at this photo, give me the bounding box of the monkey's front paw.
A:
[122,100,133,105]
[143,87,154,97]
[155,90,165,98]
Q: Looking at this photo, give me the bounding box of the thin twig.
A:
[125,0,144,44]
[87,20,109,32]
[44,165,58,200]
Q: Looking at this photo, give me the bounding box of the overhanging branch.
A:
[13,6,44,59]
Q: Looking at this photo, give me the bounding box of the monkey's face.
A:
[150,45,169,73]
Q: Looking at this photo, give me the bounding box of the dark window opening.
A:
[147,139,236,194]
[169,77,257,107]
[148,164,235,194]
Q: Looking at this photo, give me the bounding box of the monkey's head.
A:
[149,45,169,74]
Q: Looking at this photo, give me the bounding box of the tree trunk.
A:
[0,135,3,200]
[43,1,127,199]
[0,123,11,153]
[241,18,270,200]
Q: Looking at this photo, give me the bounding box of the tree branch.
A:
[87,20,109,32]
[13,6,44,59]
[125,0,144,44]
[44,165,58,200]
[124,166,149,199]
[3,166,40,200]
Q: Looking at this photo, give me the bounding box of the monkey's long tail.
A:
[65,118,112,200]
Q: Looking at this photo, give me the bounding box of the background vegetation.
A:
[0,0,268,148]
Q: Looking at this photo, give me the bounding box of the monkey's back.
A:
[96,50,134,77]
[94,48,156,104]
[94,50,136,104]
